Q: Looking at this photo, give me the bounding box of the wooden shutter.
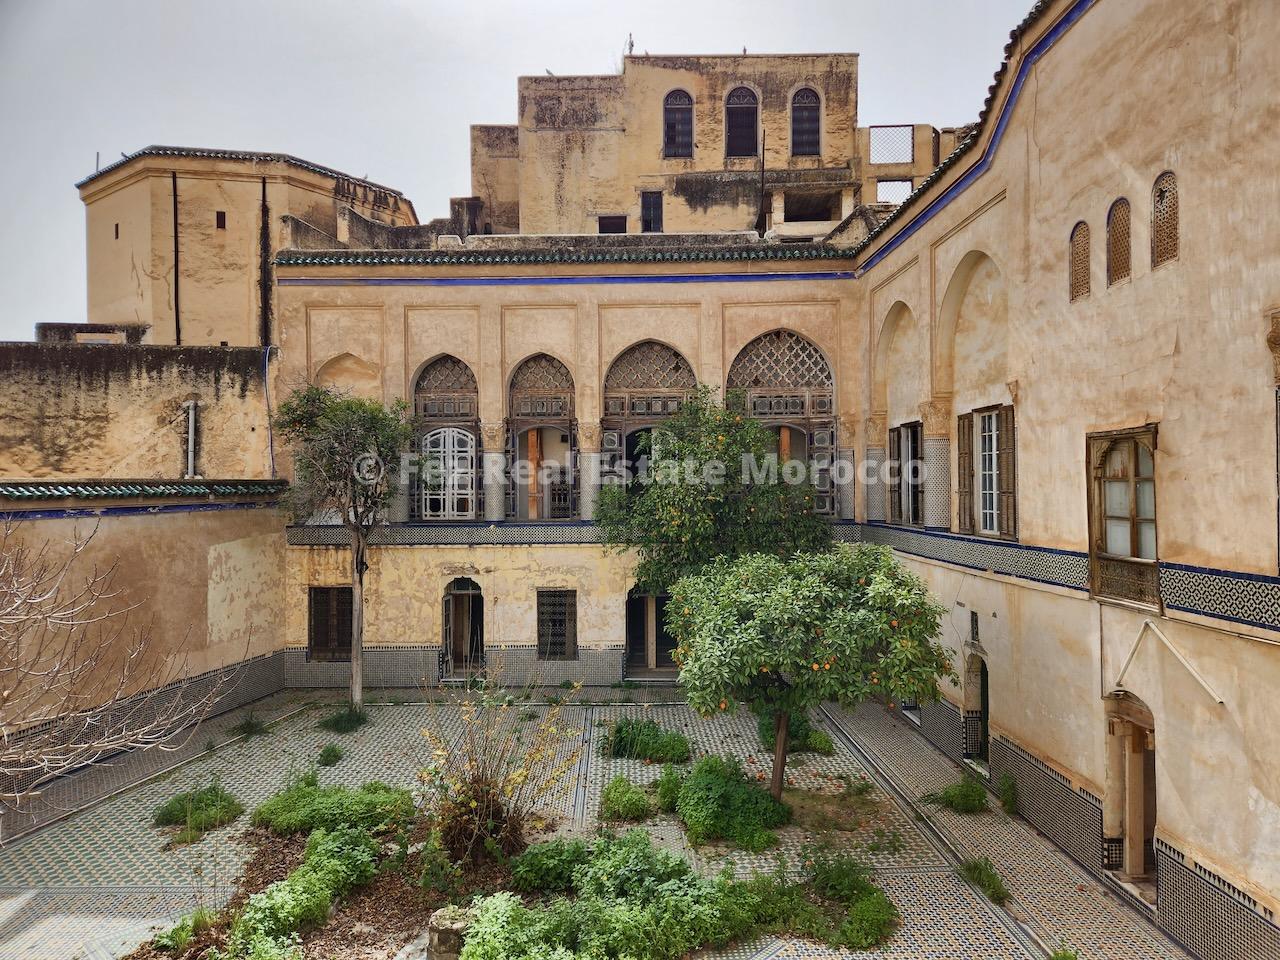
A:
[956,412,974,534]
[997,405,1017,539]
[887,427,902,524]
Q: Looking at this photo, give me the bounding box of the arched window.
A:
[601,341,697,480]
[1069,221,1091,301]
[727,330,835,514]
[412,356,479,520]
[508,354,576,520]
[725,86,758,158]
[663,90,693,158]
[791,88,820,156]
[1151,172,1178,268]
[1107,199,1131,286]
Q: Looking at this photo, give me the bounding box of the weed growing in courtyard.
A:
[419,828,463,895]
[654,764,684,812]
[675,755,789,850]
[317,704,370,734]
[153,780,244,844]
[230,713,269,738]
[251,770,413,836]
[923,777,988,814]
[317,743,344,767]
[960,856,1010,904]
[599,775,651,822]
[867,827,905,855]
[1049,950,1080,960]
[600,716,691,763]
[153,905,218,952]
[510,837,591,892]
[997,773,1019,815]
[755,706,836,757]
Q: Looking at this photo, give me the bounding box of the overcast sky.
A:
[0,0,1029,342]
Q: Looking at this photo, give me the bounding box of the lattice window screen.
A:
[605,342,696,390]
[726,330,833,389]
[791,88,821,156]
[1152,172,1178,268]
[1107,199,1131,286]
[1069,222,1091,301]
[511,354,573,393]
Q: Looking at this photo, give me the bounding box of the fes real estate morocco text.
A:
[1,2,1278,960]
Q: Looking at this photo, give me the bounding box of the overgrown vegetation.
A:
[250,770,414,836]
[654,764,684,813]
[598,775,651,822]
[755,706,835,756]
[997,773,1018,815]
[153,781,244,845]
[510,838,591,893]
[317,705,370,734]
[959,856,1010,904]
[317,743,344,767]
[922,777,988,814]
[1049,950,1080,960]
[153,906,217,952]
[675,755,789,851]
[600,717,691,763]
[230,714,268,739]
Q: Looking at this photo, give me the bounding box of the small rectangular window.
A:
[876,180,913,204]
[215,211,227,230]
[640,192,663,233]
[537,589,577,660]
[598,215,626,234]
[308,586,353,662]
[868,125,915,164]
[113,223,119,240]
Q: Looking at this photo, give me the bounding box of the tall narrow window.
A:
[956,406,1017,538]
[1088,428,1159,605]
[215,210,227,230]
[1151,172,1178,268]
[1107,199,1131,285]
[725,86,758,158]
[640,191,663,233]
[979,410,998,534]
[663,90,693,158]
[791,88,820,156]
[308,586,352,662]
[1069,221,1091,301]
[889,423,923,525]
[536,589,577,660]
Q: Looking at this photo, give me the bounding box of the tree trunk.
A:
[770,709,789,801]
[349,526,365,712]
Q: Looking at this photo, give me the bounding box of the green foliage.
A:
[1049,951,1080,960]
[317,705,370,734]
[803,848,874,903]
[832,888,899,949]
[231,713,269,738]
[153,906,217,952]
[959,857,1009,904]
[997,773,1019,815]
[153,781,243,842]
[867,828,905,855]
[225,826,379,958]
[923,777,988,815]
[510,838,592,893]
[755,706,834,756]
[571,830,690,901]
[596,387,831,594]
[654,764,684,813]
[675,756,789,851]
[251,771,414,836]
[419,829,462,894]
[317,743,344,767]
[599,775,652,822]
[600,717,691,763]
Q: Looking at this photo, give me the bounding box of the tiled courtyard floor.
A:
[0,688,1191,960]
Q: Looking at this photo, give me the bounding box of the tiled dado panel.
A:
[917,697,967,765]
[281,645,441,688]
[989,735,1104,874]
[471,645,625,687]
[287,522,604,547]
[1158,841,1280,960]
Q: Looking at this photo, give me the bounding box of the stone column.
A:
[920,398,952,530]
[481,421,506,522]
[387,454,411,523]
[864,414,886,522]
[835,416,857,521]
[577,423,601,522]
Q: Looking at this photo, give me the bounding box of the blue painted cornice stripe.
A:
[0,500,280,522]
[278,270,854,288]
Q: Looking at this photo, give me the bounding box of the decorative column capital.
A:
[1267,310,1280,384]
[577,421,601,454]
[480,421,505,452]
[864,413,887,445]
[836,415,858,448]
[919,398,952,439]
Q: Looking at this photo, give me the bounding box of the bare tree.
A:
[0,523,232,820]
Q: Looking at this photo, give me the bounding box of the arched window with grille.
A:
[508,353,577,520]
[726,329,835,514]
[1151,172,1178,268]
[601,341,697,481]
[725,86,758,158]
[1069,221,1091,301]
[1107,199,1131,286]
[412,356,479,520]
[791,88,820,156]
[663,90,693,158]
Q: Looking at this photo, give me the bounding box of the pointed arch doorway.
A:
[443,577,484,675]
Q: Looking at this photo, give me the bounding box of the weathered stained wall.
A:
[0,344,274,479]
[471,125,521,233]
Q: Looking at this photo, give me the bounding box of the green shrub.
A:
[227,826,378,956]
[599,775,651,822]
[317,705,369,734]
[675,755,789,851]
[803,848,874,903]
[419,829,462,894]
[153,905,217,952]
[833,888,899,948]
[153,781,243,843]
[317,743,344,767]
[1049,951,1080,960]
[654,764,684,813]
[997,773,1018,815]
[571,829,689,901]
[510,838,591,893]
[601,717,691,763]
[755,706,835,756]
[923,777,988,814]
[960,857,1009,904]
[251,771,414,835]
[230,713,269,738]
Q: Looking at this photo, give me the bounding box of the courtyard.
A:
[0,688,1191,960]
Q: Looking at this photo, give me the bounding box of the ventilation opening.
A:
[598,215,627,234]
[215,210,226,230]
[784,191,841,222]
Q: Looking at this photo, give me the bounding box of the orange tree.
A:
[668,544,953,800]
